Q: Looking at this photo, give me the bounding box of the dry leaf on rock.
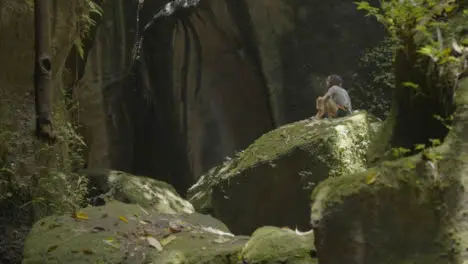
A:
[365,171,378,185]
[146,236,163,251]
[118,216,129,223]
[161,235,176,246]
[72,212,88,220]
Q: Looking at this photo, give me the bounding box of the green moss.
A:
[228,112,373,176]
[228,120,333,175]
[240,226,317,264]
[23,201,246,264]
[188,111,380,214]
[311,154,426,211]
[83,169,195,214]
[0,1,92,262]
[455,77,468,107]
[310,140,461,264]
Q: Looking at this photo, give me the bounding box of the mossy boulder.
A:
[188,111,381,235]
[240,226,317,264]
[310,152,460,264]
[22,201,247,264]
[22,201,320,264]
[80,169,195,214]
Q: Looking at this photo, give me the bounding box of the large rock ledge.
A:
[310,150,461,264]
[188,111,381,235]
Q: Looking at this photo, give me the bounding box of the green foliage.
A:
[0,97,88,216]
[391,135,444,161]
[0,85,88,264]
[433,114,453,130]
[355,0,467,81]
[74,0,103,58]
[391,147,411,158]
[350,37,395,119]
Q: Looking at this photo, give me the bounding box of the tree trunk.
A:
[34,0,55,143]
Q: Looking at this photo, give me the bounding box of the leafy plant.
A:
[355,0,467,82]
[74,0,104,58]
[350,37,395,119]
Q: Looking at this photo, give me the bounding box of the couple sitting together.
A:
[315,74,353,119]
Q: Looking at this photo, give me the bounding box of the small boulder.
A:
[240,226,317,264]
[310,154,458,264]
[188,111,380,234]
[81,169,194,214]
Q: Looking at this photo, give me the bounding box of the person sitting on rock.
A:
[315,74,352,119]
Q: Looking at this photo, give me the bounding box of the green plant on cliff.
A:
[0,88,88,263]
[74,0,103,58]
[356,0,467,87]
[350,37,396,119]
[356,0,467,157]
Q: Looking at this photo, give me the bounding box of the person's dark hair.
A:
[327,74,343,87]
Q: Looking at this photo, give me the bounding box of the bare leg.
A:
[324,99,338,118]
[316,97,325,119]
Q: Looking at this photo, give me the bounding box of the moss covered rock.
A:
[22,201,247,264]
[310,152,460,264]
[81,169,195,214]
[240,226,317,264]
[188,111,381,235]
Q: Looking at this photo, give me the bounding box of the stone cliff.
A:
[76,0,383,193]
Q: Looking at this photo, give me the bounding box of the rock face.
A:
[188,111,381,235]
[22,201,319,264]
[310,154,459,264]
[231,0,384,123]
[76,0,383,193]
[240,226,317,264]
[81,169,194,214]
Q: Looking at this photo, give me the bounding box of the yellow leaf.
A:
[365,171,377,185]
[118,216,129,223]
[160,235,177,246]
[73,212,89,220]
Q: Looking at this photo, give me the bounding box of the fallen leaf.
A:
[102,239,119,249]
[118,216,129,224]
[47,245,59,253]
[146,236,163,251]
[139,220,151,225]
[72,212,89,220]
[365,171,378,185]
[160,235,176,246]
